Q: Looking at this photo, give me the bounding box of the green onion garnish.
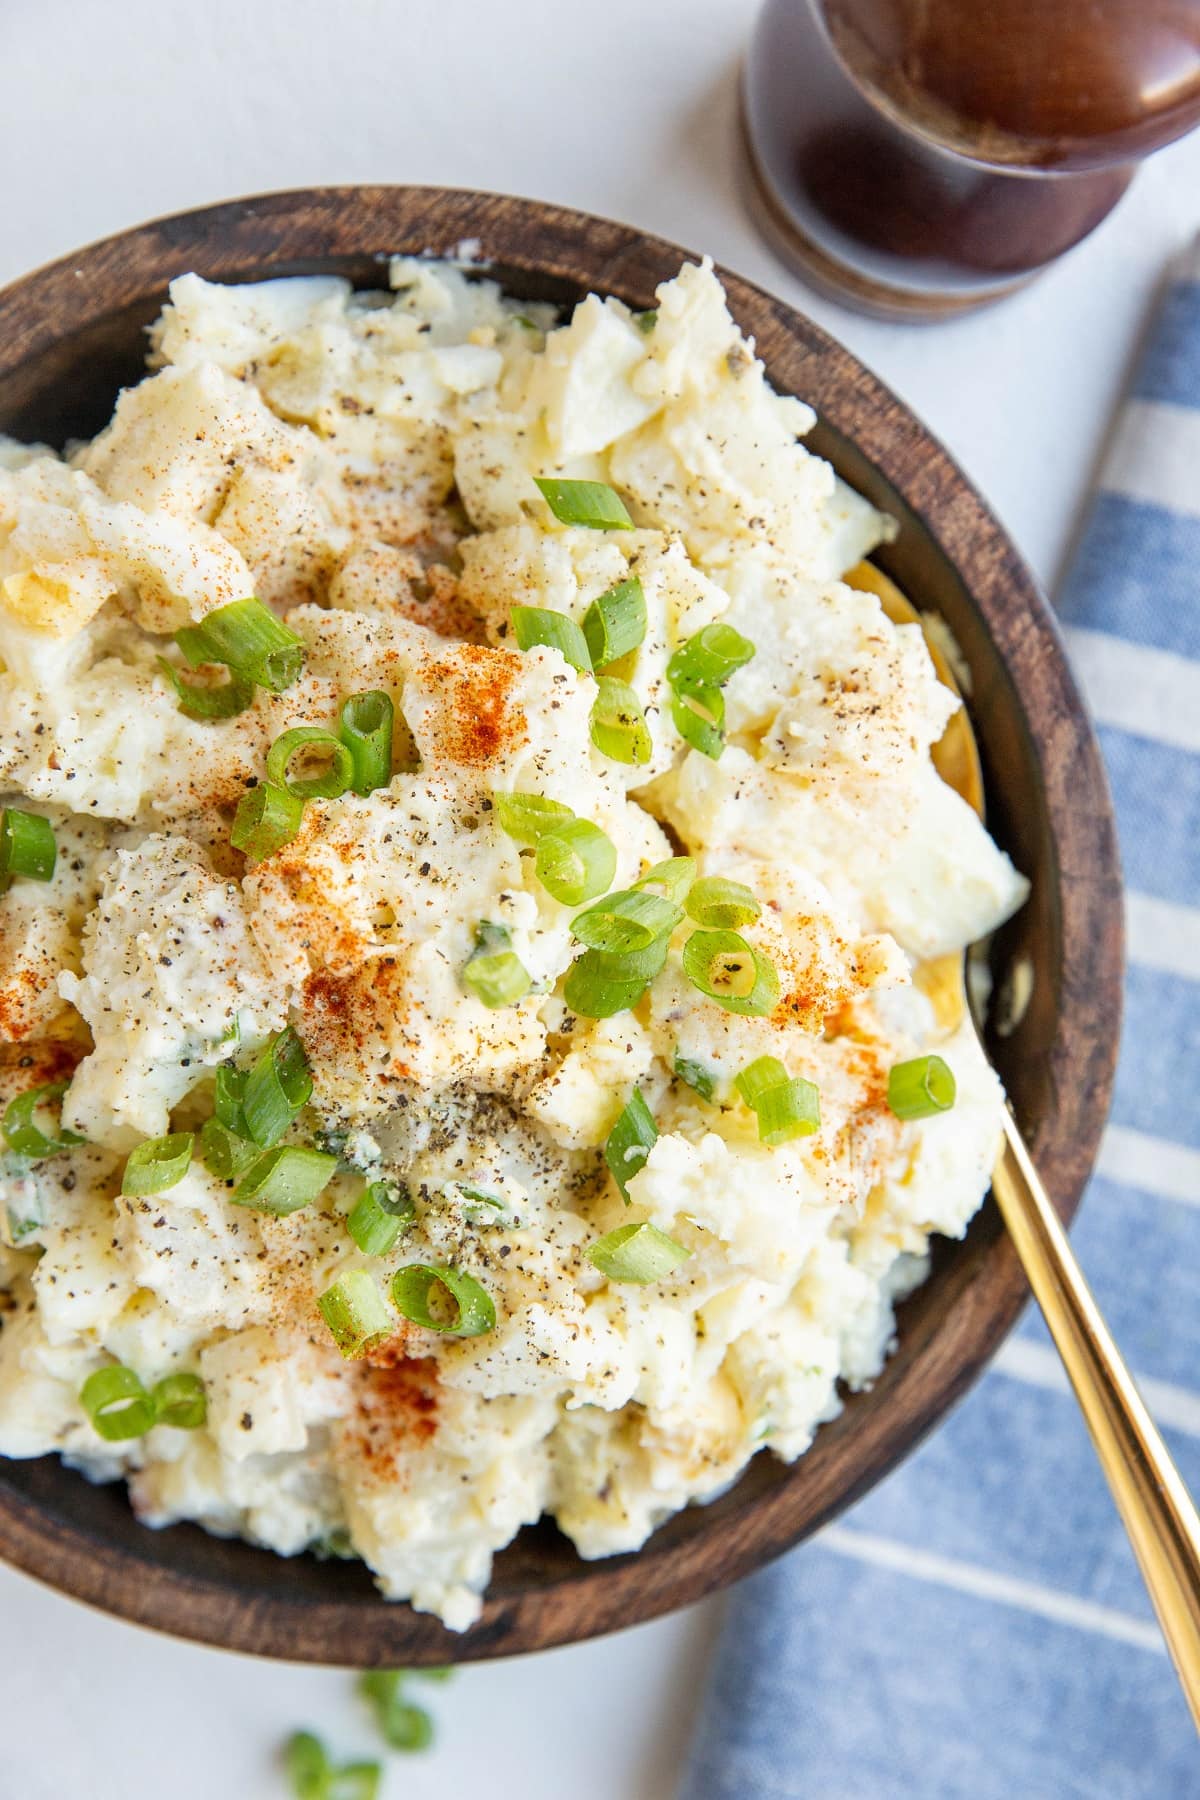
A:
[121,1131,193,1196]
[2,1081,84,1159]
[339,690,394,796]
[80,1365,156,1441]
[151,1372,207,1430]
[562,938,668,1018]
[266,726,354,802]
[674,1052,716,1101]
[391,1263,496,1338]
[359,1671,436,1752]
[284,1731,381,1800]
[587,1220,688,1284]
[156,656,254,721]
[605,1088,657,1201]
[671,683,725,758]
[534,476,633,531]
[535,819,617,906]
[887,1054,957,1120]
[735,1055,789,1107]
[214,1065,248,1133]
[668,623,756,690]
[347,1180,415,1257]
[284,1731,329,1800]
[198,1116,259,1181]
[462,920,532,1009]
[635,857,696,903]
[571,888,681,955]
[0,808,57,888]
[230,781,305,860]
[493,790,575,843]
[682,929,780,1017]
[317,1269,394,1359]
[232,1145,337,1215]
[242,1026,313,1147]
[510,605,592,673]
[582,576,647,668]
[175,597,305,693]
[632,308,657,334]
[590,675,652,764]
[686,876,761,931]
[736,1055,821,1144]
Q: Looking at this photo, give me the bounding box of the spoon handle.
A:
[992,1116,1200,1726]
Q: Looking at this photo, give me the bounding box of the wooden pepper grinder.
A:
[741,0,1200,319]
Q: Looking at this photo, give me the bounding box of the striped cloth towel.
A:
[680,247,1200,1799]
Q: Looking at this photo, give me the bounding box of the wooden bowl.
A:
[0,187,1122,1664]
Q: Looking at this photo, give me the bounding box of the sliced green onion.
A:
[492,791,575,844]
[156,655,254,721]
[533,476,633,531]
[121,1131,193,1196]
[266,727,354,802]
[571,888,681,954]
[668,623,756,690]
[359,1671,436,1752]
[447,1182,508,1223]
[232,1145,337,1215]
[318,1269,394,1359]
[214,1065,248,1133]
[510,605,592,673]
[756,1079,821,1143]
[347,1180,415,1257]
[535,819,616,906]
[286,1732,379,1800]
[582,576,647,668]
[152,1372,207,1430]
[2,1081,84,1159]
[391,1264,496,1338]
[5,1207,42,1244]
[590,675,652,764]
[735,1056,790,1108]
[682,929,780,1017]
[605,1088,657,1201]
[587,1221,688,1284]
[635,857,696,903]
[231,781,305,860]
[887,1054,957,1120]
[671,683,725,758]
[632,308,657,334]
[175,597,305,693]
[0,808,57,886]
[562,938,668,1018]
[339,690,394,796]
[453,1182,505,1208]
[284,1731,330,1800]
[473,920,512,955]
[242,1026,313,1147]
[331,1763,382,1799]
[198,1116,260,1181]
[736,1056,821,1144]
[674,1052,716,1101]
[80,1365,156,1441]
[462,921,532,1009]
[687,876,761,931]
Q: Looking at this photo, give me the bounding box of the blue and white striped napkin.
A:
[681,247,1200,1799]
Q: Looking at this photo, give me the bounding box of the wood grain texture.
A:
[0,187,1123,1665]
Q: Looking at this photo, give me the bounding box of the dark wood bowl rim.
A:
[0,186,1123,1665]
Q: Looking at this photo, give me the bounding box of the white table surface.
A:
[1,4,1197,1797]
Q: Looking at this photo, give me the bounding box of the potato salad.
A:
[0,258,1027,1627]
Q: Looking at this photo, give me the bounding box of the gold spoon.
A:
[845,560,1200,1727]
